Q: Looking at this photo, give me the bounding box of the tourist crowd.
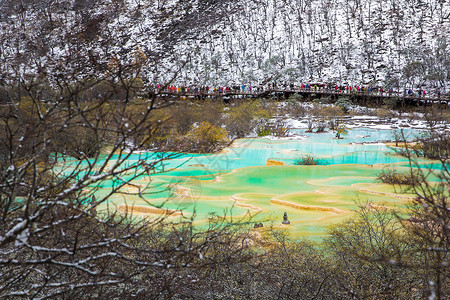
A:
[154,83,447,98]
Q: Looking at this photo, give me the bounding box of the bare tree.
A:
[0,1,251,298]
[393,129,450,300]
[325,128,449,299]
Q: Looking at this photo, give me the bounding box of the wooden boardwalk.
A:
[153,88,450,106]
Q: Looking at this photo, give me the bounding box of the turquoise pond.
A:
[80,127,438,239]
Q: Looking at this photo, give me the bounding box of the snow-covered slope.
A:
[180,0,450,90]
[0,0,449,91]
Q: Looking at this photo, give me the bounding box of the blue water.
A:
[59,126,447,239]
[172,128,413,171]
[59,127,429,190]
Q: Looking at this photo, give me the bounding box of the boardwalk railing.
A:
[152,87,450,104]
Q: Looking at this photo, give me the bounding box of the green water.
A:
[80,128,438,239]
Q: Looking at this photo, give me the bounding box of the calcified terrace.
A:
[81,125,442,240]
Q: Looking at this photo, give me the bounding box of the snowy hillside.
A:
[180,0,450,90]
[0,0,449,92]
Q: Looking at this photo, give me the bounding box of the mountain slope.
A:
[0,0,449,92]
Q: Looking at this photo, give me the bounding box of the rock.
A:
[282,212,290,224]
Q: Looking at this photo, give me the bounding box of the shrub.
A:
[383,97,398,110]
[256,125,272,136]
[17,96,47,125]
[53,127,101,159]
[288,93,303,101]
[186,121,230,153]
[294,154,325,165]
[423,105,450,129]
[256,120,290,137]
[318,105,344,118]
[224,100,270,138]
[272,120,290,137]
[324,203,420,299]
[417,133,450,160]
[377,166,416,185]
[335,97,352,113]
[285,100,307,117]
[392,131,450,161]
[376,107,395,119]
[171,100,224,135]
[321,96,334,104]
